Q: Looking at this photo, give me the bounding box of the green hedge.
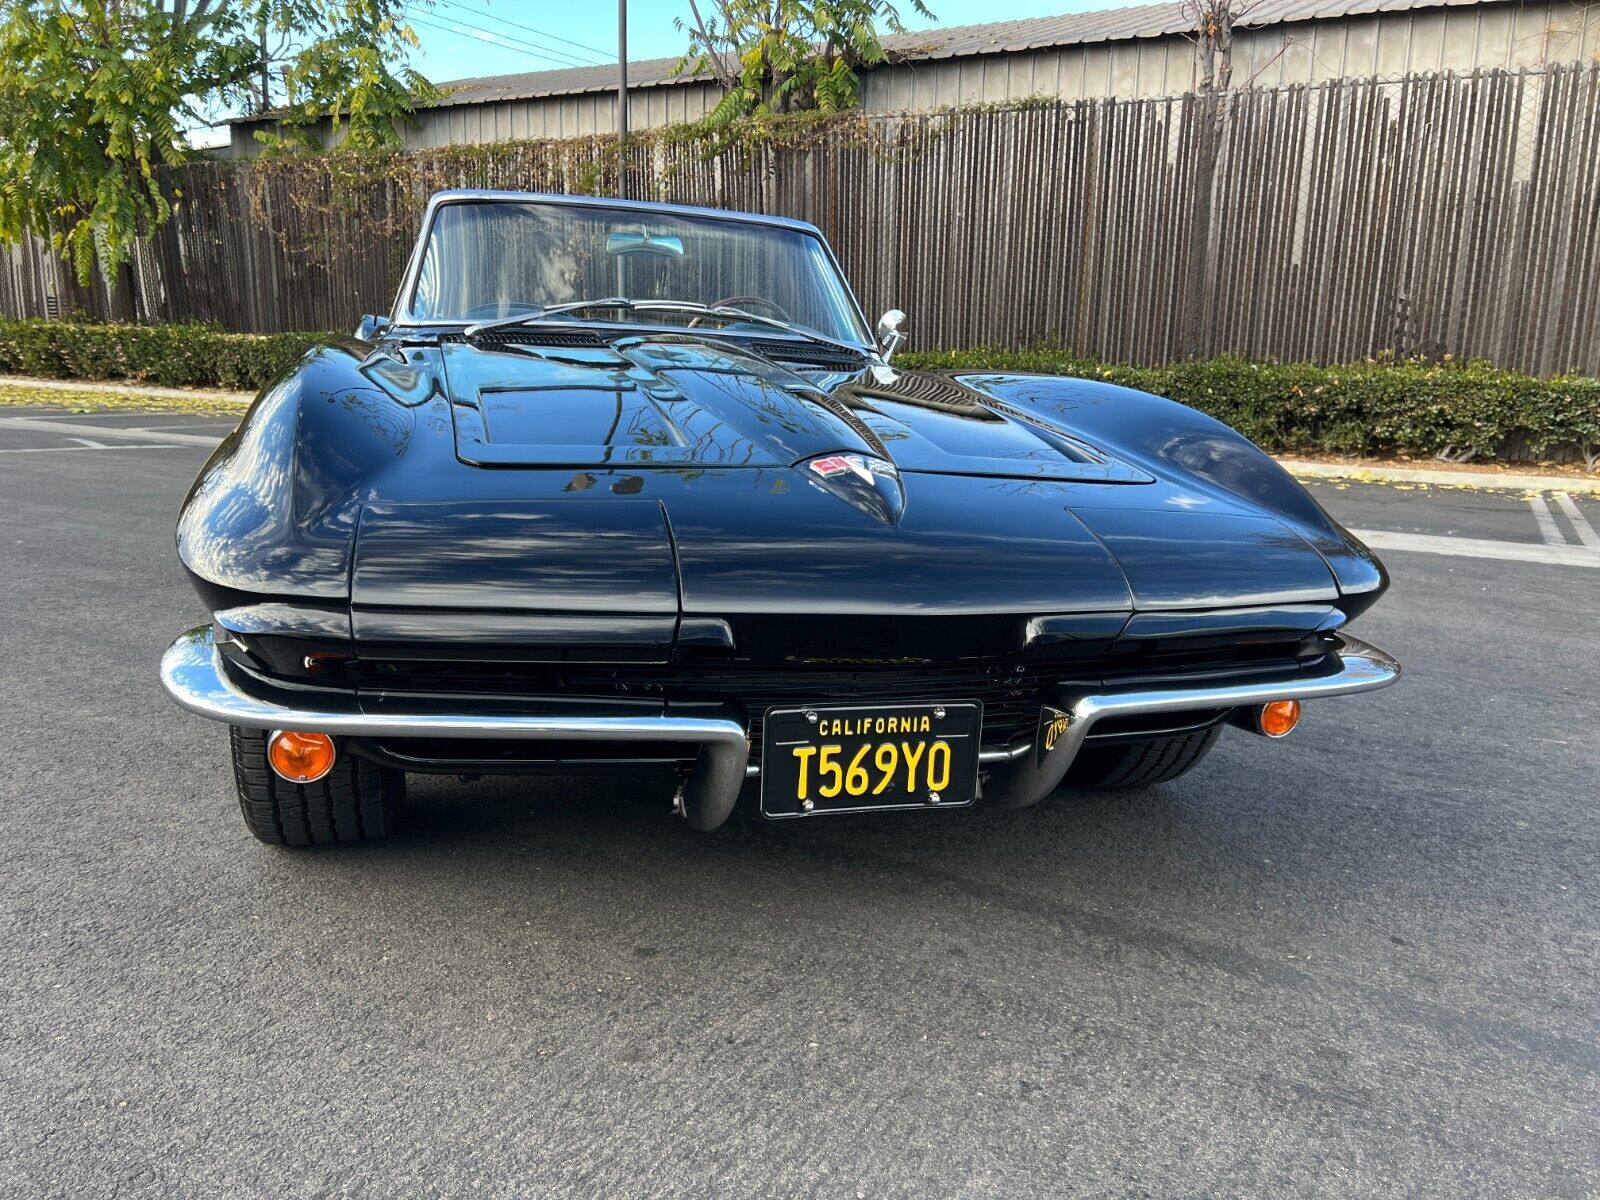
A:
[897,349,1600,466]
[0,319,324,391]
[2,321,1595,465]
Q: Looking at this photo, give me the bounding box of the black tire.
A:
[1065,726,1222,790]
[229,726,404,846]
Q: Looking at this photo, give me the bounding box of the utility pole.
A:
[616,0,630,197]
[258,14,271,112]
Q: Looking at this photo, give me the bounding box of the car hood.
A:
[329,336,1345,660]
[438,335,1155,485]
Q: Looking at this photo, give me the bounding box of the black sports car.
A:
[160,191,1400,845]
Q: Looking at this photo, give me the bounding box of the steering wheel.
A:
[688,295,792,327]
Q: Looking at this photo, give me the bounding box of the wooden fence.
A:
[4,64,1599,375]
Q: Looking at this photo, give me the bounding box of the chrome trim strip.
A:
[164,625,1396,750]
[159,627,748,750]
[164,626,1396,749]
[1069,634,1399,720]
[1031,634,1400,800]
[162,626,1397,823]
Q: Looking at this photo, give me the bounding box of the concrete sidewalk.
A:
[1281,459,1600,494]
[0,374,256,404]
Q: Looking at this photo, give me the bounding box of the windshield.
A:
[404,199,869,344]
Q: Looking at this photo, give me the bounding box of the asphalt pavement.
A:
[2,410,1597,1198]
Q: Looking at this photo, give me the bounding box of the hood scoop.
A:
[837,377,1156,485]
[453,379,722,468]
[440,340,1155,483]
[442,338,881,470]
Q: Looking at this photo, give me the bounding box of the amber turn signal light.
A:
[1257,700,1302,738]
[268,730,337,783]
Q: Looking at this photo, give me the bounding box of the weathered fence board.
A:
[4,65,1598,375]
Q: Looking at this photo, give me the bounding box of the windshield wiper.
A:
[462,297,871,359]
[460,296,630,340]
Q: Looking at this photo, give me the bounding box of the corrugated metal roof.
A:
[234,0,1519,119]
[877,0,1511,59]
[431,55,702,107]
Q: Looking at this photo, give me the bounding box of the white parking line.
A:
[1354,529,1600,568]
[0,416,223,446]
[0,443,187,454]
[1528,494,1568,546]
[1552,493,1600,551]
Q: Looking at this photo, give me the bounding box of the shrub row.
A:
[1,320,1594,465]
[0,319,324,391]
[897,348,1600,467]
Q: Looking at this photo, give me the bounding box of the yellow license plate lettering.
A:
[791,744,817,799]
[845,744,872,795]
[900,741,926,791]
[817,744,844,797]
[872,742,898,794]
[926,741,951,792]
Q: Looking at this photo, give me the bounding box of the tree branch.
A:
[686,0,737,88]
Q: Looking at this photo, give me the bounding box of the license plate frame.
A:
[759,701,983,818]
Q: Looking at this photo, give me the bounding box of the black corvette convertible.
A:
[159,190,1400,845]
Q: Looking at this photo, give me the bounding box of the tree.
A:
[1182,0,1270,92]
[0,1,434,298]
[678,0,933,123]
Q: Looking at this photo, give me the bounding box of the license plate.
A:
[760,701,982,817]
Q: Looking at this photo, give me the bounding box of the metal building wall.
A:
[403,83,723,147]
[857,0,1600,105]
[1235,0,1600,86]
[229,83,722,157]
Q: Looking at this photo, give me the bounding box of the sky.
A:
[404,0,1126,84]
[190,0,1131,146]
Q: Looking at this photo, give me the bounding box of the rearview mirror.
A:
[877,309,907,361]
[605,231,685,258]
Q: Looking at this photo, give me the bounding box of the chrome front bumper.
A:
[160,625,1400,826]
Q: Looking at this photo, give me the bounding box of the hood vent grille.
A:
[746,339,867,370]
[442,329,607,348]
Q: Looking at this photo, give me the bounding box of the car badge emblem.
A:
[809,455,852,478]
[809,454,886,482]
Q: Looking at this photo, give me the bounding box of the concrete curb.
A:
[0,375,254,404]
[1278,459,1600,494]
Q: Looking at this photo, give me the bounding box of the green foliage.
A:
[678,0,933,123]
[0,2,434,288]
[895,349,1600,468]
[252,0,441,155]
[3,320,1594,466]
[0,318,323,390]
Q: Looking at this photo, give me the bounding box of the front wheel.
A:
[229,727,404,846]
[1064,727,1222,790]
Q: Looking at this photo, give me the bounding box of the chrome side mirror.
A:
[355,314,391,341]
[876,309,907,361]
